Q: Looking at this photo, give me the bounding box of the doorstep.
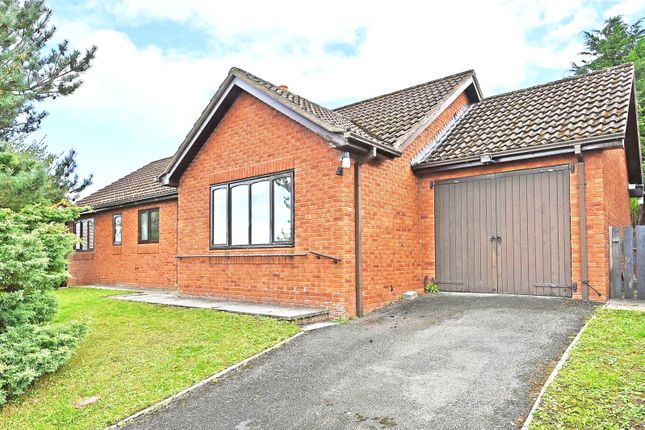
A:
[108,291,329,322]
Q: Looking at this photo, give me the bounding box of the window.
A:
[74,218,94,251]
[211,171,293,248]
[113,213,122,245]
[138,208,159,244]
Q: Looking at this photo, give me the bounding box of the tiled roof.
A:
[231,67,380,143]
[77,157,176,210]
[334,70,475,147]
[232,67,474,148]
[416,63,634,164]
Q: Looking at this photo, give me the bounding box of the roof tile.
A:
[417,63,634,164]
[78,157,176,210]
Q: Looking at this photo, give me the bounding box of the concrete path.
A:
[606,299,645,312]
[109,292,328,321]
[125,294,595,430]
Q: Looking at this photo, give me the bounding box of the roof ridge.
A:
[332,69,474,111]
[481,62,634,103]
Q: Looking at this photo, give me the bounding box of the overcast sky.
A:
[38,0,644,195]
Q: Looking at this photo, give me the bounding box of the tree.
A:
[571,16,645,160]
[0,0,96,198]
[0,0,95,404]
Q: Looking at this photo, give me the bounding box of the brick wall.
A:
[417,147,631,302]
[359,93,471,313]
[68,199,178,289]
[176,92,356,315]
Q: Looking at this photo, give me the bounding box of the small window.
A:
[113,213,122,245]
[210,171,294,248]
[138,208,160,244]
[74,218,94,251]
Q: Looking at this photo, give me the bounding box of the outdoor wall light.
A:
[480,153,495,164]
[336,151,351,176]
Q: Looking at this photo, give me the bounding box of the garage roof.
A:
[413,64,639,179]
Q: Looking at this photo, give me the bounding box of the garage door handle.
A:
[490,235,502,242]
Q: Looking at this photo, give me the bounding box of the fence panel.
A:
[610,225,645,300]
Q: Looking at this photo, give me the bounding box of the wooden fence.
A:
[609,226,645,300]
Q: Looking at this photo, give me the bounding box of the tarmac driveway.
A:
[126,293,595,430]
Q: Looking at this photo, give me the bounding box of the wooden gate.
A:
[609,226,645,299]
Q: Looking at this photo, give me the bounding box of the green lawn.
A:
[0,288,300,430]
[530,307,644,429]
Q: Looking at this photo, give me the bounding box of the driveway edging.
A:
[521,311,597,429]
[104,331,305,429]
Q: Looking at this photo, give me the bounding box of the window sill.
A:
[137,244,159,254]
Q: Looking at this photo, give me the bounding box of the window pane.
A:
[81,220,89,250]
[150,209,159,242]
[75,221,81,250]
[212,188,227,245]
[139,211,149,241]
[87,220,94,249]
[273,176,292,242]
[114,215,122,244]
[251,181,270,244]
[231,185,249,245]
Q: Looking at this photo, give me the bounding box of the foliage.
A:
[0,0,95,198]
[0,204,80,332]
[530,308,644,429]
[0,321,87,405]
[0,0,96,140]
[572,16,645,169]
[0,149,56,210]
[424,282,439,293]
[0,288,300,429]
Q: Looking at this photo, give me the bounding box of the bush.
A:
[0,322,88,405]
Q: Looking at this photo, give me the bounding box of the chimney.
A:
[278,85,288,91]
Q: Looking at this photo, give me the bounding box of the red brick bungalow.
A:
[69,63,642,316]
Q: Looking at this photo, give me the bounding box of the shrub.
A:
[0,322,88,405]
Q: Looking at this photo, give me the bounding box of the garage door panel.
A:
[435,177,496,293]
[435,166,572,297]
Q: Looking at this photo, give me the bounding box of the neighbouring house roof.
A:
[334,70,480,148]
[77,157,176,211]
[159,67,481,185]
[413,64,639,179]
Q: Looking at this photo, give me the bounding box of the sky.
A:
[36,0,645,196]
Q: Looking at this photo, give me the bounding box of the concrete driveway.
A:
[126,293,595,430]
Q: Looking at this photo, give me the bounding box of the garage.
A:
[433,165,573,297]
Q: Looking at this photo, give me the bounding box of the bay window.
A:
[211,171,293,248]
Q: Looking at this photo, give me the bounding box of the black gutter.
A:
[79,194,178,215]
[412,135,625,175]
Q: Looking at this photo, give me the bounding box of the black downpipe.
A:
[576,147,589,301]
[355,162,363,317]
[354,147,377,317]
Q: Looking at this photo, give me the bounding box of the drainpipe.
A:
[575,145,589,301]
[355,146,377,317]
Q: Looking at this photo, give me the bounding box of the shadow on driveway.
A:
[126,293,595,430]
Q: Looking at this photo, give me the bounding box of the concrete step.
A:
[107,291,330,323]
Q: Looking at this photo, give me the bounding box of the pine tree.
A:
[0,0,96,198]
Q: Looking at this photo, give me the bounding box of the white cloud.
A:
[38,0,643,194]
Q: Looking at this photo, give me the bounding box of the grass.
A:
[0,288,300,430]
[530,307,644,430]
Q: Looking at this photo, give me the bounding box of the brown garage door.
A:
[434,165,572,297]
